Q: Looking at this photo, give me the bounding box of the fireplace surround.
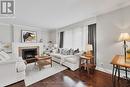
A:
[12,43,43,63]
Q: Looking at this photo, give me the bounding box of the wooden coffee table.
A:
[35,55,52,70]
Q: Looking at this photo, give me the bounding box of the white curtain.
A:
[63,29,73,49]
[63,26,87,50]
[73,27,83,50]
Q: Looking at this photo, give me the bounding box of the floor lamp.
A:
[119,33,130,62]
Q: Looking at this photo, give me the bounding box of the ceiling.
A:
[0,0,130,29]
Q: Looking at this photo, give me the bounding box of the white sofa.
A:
[0,55,26,87]
[51,53,81,71]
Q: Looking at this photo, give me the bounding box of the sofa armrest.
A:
[16,61,26,72]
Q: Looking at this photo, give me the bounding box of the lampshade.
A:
[87,44,93,51]
[118,33,130,41]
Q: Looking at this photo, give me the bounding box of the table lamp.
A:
[86,44,93,56]
[118,33,130,62]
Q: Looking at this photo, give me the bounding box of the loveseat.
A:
[50,48,82,71]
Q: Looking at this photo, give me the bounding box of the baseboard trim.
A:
[5,80,25,87]
[96,66,130,78]
[96,66,112,74]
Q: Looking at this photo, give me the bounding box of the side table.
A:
[80,55,96,74]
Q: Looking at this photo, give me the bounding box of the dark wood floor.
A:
[7,69,128,87]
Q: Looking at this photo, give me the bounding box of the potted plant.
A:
[127,49,130,59]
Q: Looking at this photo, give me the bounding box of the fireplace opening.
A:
[22,48,38,63]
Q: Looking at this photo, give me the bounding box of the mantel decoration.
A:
[21,30,37,43]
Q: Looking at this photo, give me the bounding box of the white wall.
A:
[0,24,13,43]
[42,31,49,45]
[13,24,49,45]
[49,30,57,44]
[96,5,130,72]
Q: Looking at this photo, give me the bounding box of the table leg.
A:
[117,66,120,82]
[113,65,118,87]
[112,65,115,80]
[125,67,128,79]
[79,58,82,71]
[51,59,52,67]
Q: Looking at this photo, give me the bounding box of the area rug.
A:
[24,62,67,86]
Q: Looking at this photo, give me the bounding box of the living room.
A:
[0,0,130,87]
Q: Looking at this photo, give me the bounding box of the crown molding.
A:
[95,0,130,16]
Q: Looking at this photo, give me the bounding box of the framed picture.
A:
[21,30,37,43]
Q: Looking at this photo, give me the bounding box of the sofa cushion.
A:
[61,55,74,58]
[65,57,77,64]
[51,53,62,59]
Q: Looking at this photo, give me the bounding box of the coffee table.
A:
[35,55,52,70]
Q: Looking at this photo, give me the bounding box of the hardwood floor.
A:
[7,69,128,87]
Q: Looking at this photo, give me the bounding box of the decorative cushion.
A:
[0,54,5,61]
[54,48,80,55]
[66,50,70,55]
[73,48,80,54]
[53,49,58,53]
[61,48,63,54]
[63,49,68,55]
[0,51,10,60]
[69,49,74,55]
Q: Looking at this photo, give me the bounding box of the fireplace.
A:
[22,48,37,59]
[19,46,39,63]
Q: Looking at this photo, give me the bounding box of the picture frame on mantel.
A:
[21,30,37,43]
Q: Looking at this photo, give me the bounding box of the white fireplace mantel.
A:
[12,43,44,58]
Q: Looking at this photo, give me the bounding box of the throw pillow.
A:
[66,50,70,55]
[0,54,5,61]
[69,49,74,55]
[64,49,68,55]
[60,49,64,54]
[74,48,80,54]
[0,51,10,60]
[62,49,66,55]
[57,48,60,53]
